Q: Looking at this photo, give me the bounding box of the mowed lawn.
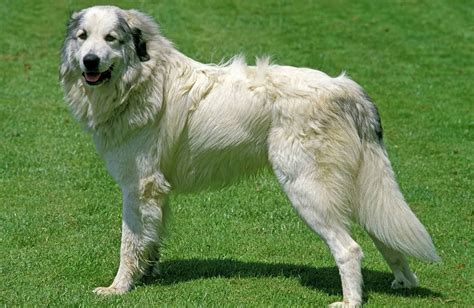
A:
[0,0,472,306]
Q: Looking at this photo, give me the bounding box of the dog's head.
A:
[60,6,155,87]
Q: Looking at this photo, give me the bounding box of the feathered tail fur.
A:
[357,141,440,262]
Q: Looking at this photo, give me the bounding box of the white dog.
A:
[60,6,439,307]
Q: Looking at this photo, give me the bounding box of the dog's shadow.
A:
[144,258,441,301]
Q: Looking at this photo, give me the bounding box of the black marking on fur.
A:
[132,28,150,62]
[371,103,383,141]
[363,92,384,142]
[333,92,384,143]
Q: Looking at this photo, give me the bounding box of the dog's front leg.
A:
[94,182,168,295]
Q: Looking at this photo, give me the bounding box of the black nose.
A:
[83,54,100,71]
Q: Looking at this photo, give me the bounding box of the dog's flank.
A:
[60,5,439,307]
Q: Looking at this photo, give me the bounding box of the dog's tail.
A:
[356,140,440,262]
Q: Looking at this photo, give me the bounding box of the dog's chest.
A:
[94,130,157,187]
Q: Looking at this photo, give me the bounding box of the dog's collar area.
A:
[82,65,113,86]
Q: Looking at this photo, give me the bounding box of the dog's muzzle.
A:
[82,54,113,86]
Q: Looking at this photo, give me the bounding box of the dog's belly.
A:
[167,96,272,192]
[170,138,269,192]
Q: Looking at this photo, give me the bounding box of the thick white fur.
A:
[60,6,440,306]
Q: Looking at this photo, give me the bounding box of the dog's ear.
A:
[61,10,85,79]
[125,9,158,62]
[70,10,82,21]
[131,28,150,62]
[65,10,83,38]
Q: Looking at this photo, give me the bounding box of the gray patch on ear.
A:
[65,11,83,39]
[60,11,84,73]
[61,11,83,54]
[116,16,131,44]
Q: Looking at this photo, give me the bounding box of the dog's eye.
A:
[105,34,116,42]
[78,31,87,40]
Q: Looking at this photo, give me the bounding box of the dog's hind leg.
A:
[269,132,363,307]
[280,179,363,307]
[369,235,418,289]
[94,176,169,295]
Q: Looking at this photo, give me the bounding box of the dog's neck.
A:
[64,59,167,146]
[65,75,153,138]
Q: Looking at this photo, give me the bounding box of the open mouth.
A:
[82,66,113,86]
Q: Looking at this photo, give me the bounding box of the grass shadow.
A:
[144,258,441,301]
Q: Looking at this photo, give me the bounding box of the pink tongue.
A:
[85,73,101,82]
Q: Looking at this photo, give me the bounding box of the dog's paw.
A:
[329,301,361,308]
[93,286,129,295]
[391,273,418,289]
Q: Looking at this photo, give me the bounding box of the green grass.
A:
[1,0,472,306]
